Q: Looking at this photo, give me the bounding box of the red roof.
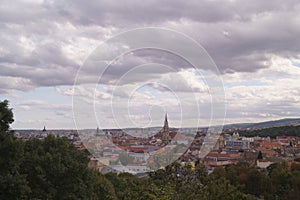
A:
[207,160,237,167]
[260,142,282,149]
[206,152,240,158]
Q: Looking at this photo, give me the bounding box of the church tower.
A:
[163,113,169,133]
[162,113,170,143]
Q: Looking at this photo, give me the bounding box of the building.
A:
[204,152,241,162]
[257,159,273,168]
[101,164,150,174]
[161,113,170,144]
[225,138,250,151]
[37,126,48,139]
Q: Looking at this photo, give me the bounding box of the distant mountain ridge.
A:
[223,118,300,130]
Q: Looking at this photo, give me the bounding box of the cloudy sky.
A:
[1,0,300,129]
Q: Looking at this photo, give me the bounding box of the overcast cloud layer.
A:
[1,0,300,129]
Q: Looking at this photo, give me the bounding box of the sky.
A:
[1,0,300,129]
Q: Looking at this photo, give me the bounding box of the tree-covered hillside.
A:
[234,125,300,138]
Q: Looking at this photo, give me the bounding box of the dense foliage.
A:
[236,125,300,138]
[0,100,117,199]
[223,161,300,200]
[0,133,118,200]
[0,130,260,200]
[0,100,14,132]
[1,133,300,200]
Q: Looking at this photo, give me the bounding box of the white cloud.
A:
[1,0,300,128]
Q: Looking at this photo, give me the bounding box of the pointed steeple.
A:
[95,126,101,136]
[42,126,46,132]
[162,112,170,143]
[163,112,169,133]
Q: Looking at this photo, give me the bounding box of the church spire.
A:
[163,112,169,133]
[162,112,170,143]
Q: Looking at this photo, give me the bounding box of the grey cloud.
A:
[2,0,297,25]
[49,0,299,26]
[76,48,192,86]
[1,0,300,93]
[185,10,300,73]
[0,64,76,88]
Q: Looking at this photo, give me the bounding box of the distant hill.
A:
[223,118,300,130]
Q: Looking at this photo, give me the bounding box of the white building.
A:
[225,138,250,151]
[257,160,273,168]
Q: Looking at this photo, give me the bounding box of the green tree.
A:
[269,162,292,199]
[0,100,30,199]
[0,132,30,199]
[20,135,117,199]
[257,151,263,160]
[105,172,151,200]
[0,100,14,132]
[210,166,226,179]
[291,163,300,172]
[206,177,258,200]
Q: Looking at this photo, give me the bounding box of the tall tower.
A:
[162,113,170,143]
[163,113,169,133]
[95,126,100,136]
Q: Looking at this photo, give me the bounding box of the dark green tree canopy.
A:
[0,100,14,132]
